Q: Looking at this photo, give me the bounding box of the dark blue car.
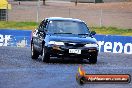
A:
[31,17,99,63]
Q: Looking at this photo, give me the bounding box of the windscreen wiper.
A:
[78,33,89,35]
[54,33,72,34]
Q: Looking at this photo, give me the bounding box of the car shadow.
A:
[34,56,92,64]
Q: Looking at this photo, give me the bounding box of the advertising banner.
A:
[0,29,31,47]
[0,29,131,54]
[95,34,132,54]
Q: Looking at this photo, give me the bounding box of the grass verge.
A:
[90,26,132,36]
[0,21,38,30]
[0,21,132,36]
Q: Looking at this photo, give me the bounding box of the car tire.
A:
[42,46,50,63]
[31,43,39,59]
[89,53,97,64]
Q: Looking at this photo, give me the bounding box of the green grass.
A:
[90,26,132,36]
[0,21,132,36]
[0,21,38,30]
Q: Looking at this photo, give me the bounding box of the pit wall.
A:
[0,29,131,54]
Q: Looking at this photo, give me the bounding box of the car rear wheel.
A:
[42,46,50,63]
[89,53,97,64]
[31,43,39,59]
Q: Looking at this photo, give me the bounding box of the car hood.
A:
[47,34,97,44]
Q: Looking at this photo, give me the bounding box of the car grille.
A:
[65,43,84,47]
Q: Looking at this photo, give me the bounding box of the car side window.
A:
[38,20,48,32]
[38,21,44,32]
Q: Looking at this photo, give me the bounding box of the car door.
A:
[32,29,39,49]
[33,21,44,51]
[37,20,48,52]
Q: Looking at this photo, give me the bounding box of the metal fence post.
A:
[100,9,103,27]
[36,0,40,23]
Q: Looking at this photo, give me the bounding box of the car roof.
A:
[46,17,83,22]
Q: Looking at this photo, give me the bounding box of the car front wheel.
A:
[31,43,39,59]
[42,46,50,63]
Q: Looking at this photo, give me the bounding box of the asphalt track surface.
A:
[0,46,132,88]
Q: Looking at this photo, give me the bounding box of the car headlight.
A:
[85,43,98,47]
[48,41,64,45]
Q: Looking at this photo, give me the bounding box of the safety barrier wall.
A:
[0,29,31,47]
[95,34,132,54]
[0,29,132,54]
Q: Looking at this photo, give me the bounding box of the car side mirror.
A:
[91,31,96,35]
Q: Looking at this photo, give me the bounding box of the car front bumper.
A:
[46,45,98,59]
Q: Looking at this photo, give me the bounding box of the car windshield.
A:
[47,20,90,34]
